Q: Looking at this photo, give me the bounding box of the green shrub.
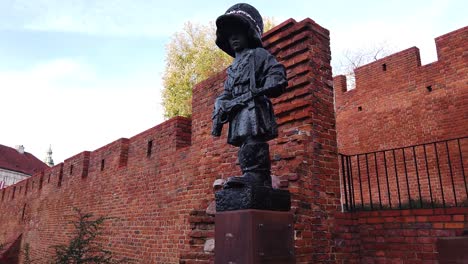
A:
[51,208,127,264]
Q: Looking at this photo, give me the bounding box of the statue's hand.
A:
[212,130,222,137]
[211,112,224,137]
[252,87,264,97]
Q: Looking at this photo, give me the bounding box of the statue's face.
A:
[228,27,248,54]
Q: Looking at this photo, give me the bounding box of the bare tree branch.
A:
[336,42,395,91]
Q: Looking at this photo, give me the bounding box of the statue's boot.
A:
[225,142,272,188]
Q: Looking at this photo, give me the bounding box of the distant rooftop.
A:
[0,144,48,175]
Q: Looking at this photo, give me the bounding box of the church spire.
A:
[44,145,54,167]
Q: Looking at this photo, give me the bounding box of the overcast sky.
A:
[0,0,466,163]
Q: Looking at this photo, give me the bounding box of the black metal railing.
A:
[339,136,468,211]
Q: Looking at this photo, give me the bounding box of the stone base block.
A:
[215,186,291,212]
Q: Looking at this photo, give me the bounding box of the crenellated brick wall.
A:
[0,18,340,264]
[332,26,468,263]
[1,117,195,263]
[1,19,466,264]
[334,26,468,155]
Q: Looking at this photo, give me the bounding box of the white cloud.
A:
[0,58,164,163]
[2,0,195,37]
[329,0,465,74]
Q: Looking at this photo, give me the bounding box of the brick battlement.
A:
[2,19,465,264]
[1,117,192,203]
[0,18,340,263]
[334,26,468,154]
[335,26,467,96]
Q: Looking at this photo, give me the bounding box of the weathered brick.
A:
[444,222,464,229]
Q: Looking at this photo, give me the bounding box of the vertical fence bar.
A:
[357,155,364,209]
[434,142,446,208]
[365,153,373,210]
[458,139,468,201]
[383,151,392,209]
[374,152,383,209]
[412,146,423,208]
[445,141,458,206]
[402,148,412,208]
[392,149,402,209]
[347,156,355,210]
[341,155,349,211]
[423,145,435,208]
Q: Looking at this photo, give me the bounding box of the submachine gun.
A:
[211,91,256,136]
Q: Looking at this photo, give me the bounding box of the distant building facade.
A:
[0,144,48,188]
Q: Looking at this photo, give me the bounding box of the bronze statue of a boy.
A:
[212,3,288,188]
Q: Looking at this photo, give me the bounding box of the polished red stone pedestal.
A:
[215,209,295,264]
[437,236,468,263]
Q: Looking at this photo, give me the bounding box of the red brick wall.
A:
[3,20,464,264]
[333,26,468,263]
[0,18,340,264]
[334,26,468,155]
[1,117,194,263]
[335,208,468,263]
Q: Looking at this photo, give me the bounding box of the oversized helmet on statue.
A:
[215,3,264,57]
